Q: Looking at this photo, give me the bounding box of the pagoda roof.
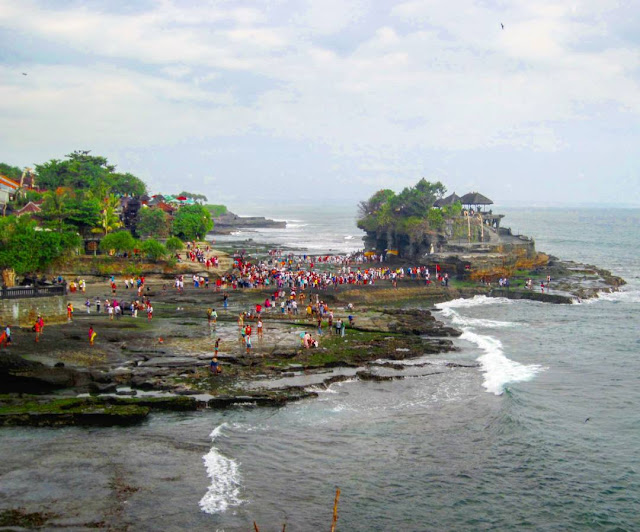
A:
[434,192,461,207]
[460,192,493,205]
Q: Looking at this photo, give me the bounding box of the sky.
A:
[1,0,639,209]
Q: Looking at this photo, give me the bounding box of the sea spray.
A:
[437,297,542,395]
[199,423,243,514]
[460,330,542,395]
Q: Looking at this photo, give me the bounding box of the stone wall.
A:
[0,296,67,328]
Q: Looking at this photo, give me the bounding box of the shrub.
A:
[165,236,183,253]
[140,239,167,261]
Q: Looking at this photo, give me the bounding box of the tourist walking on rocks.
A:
[147,303,153,320]
[89,325,96,346]
[245,333,252,354]
[67,303,74,322]
[0,326,9,348]
[214,337,221,356]
[34,318,42,343]
[257,318,263,339]
[223,293,229,309]
[95,297,101,313]
[85,298,91,314]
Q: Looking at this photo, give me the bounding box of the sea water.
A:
[1,207,639,530]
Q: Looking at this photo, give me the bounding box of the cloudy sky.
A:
[1,0,639,208]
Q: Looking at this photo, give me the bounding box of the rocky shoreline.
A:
[210,211,286,234]
[0,247,625,427]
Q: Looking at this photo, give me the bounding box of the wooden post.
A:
[330,488,340,532]
[253,522,260,532]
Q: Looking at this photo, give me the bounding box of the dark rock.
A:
[88,382,118,394]
[356,371,404,382]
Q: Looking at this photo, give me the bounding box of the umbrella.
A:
[364,251,376,257]
[386,250,399,255]
[176,196,188,201]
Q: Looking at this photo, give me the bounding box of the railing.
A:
[0,284,66,299]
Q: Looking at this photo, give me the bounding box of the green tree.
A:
[0,216,81,275]
[99,230,137,255]
[165,236,183,253]
[136,207,171,238]
[205,204,228,217]
[172,204,213,240]
[0,162,22,181]
[35,151,147,197]
[40,188,73,231]
[95,194,123,235]
[66,197,102,234]
[139,238,167,261]
[179,191,208,203]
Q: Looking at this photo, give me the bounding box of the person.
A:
[210,355,221,375]
[67,302,74,321]
[257,318,263,339]
[85,298,91,314]
[147,304,153,320]
[245,333,252,354]
[34,318,42,343]
[108,304,114,320]
[223,293,229,309]
[214,337,221,356]
[207,308,213,324]
[89,325,97,346]
[95,297,101,313]
[211,308,217,324]
[335,318,342,336]
[4,324,11,346]
[0,327,8,349]
[541,281,545,293]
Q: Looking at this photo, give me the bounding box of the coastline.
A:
[0,238,625,428]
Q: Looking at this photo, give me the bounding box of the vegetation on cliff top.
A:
[357,178,462,237]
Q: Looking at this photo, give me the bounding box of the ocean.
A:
[2,206,639,530]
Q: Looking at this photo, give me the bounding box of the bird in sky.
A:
[22,72,27,76]
[501,23,504,30]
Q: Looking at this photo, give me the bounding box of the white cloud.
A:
[0,0,639,203]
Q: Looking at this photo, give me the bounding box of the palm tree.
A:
[93,193,123,235]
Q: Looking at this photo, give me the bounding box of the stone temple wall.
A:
[0,296,67,328]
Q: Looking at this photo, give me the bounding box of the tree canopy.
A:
[172,204,213,240]
[0,162,22,181]
[99,230,136,255]
[35,151,147,197]
[357,179,454,234]
[136,207,171,238]
[0,216,81,275]
[139,239,167,261]
[178,191,208,203]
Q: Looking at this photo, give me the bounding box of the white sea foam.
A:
[461,329,542,395]
[199,423,243,515]
[437,295,513,313]
[448,314,516,328]
[595,289,640,304]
